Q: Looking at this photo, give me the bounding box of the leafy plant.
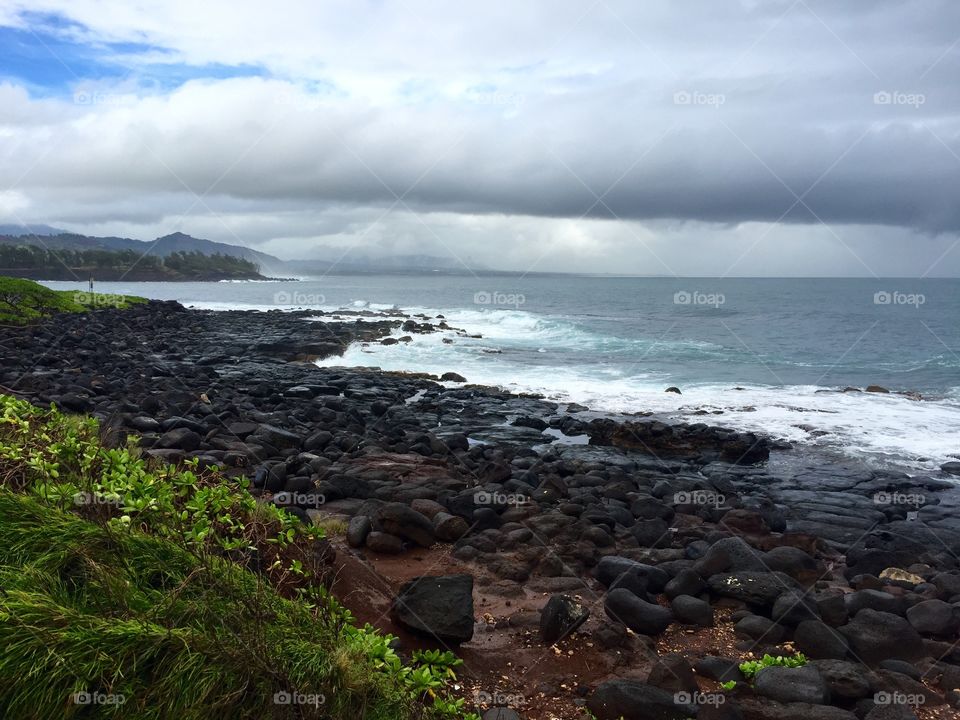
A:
[739,652,808,680]
[0,394,475,719]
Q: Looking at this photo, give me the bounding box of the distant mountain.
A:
[289,251,488,275]
[0,224,65,237]
[0,227,492,277]
[0,230,285,275]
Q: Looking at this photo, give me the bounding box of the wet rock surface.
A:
[4,300,960,720]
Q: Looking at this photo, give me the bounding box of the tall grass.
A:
[0,395,475,720]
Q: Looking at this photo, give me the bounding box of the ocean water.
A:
[40,276,960,471]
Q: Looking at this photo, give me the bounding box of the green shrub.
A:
[0,394,477,719]
[738,652,808,680]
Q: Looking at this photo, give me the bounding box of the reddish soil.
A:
[328,540,954,720]
[329,539,733,719]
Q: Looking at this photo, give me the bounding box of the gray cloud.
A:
[0,0,959,274]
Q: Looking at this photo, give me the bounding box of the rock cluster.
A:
[4,300,960,720]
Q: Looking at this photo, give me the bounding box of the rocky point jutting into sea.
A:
[3,299,960,720]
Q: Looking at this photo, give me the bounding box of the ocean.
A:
[40,276,960,472]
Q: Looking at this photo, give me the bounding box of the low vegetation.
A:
[0,276,146,325]
[0,394,477,719]
[718,652,809,690]
[0,245,264,280]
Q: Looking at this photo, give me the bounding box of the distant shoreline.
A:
[0,268,294,282]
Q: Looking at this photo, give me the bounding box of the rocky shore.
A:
[3,300,960,720]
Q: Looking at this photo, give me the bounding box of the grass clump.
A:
[0,276,145,325]
[0,395,478,720]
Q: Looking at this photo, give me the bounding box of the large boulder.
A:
[392,574,474,643]
[587,680,696,720]
[905,599,960,636]
[376,503,435,547]
[646,654,698,694]
[707,572,794,607]
[665,569,706,599]
[540,594,590,645]
[366,531,404,554]
[839,609,926,665]
[845,589,902,617]
[694,536,768,576]
[433,512,470,541]
[763,546,821,580]
[794,620,850,660]
[754,665,830,705]
[253,424,302,449]
[596,556,670,593]
[772,590,821,626]
[734,614,784,645]
[156,427,201,451]
[604,588,673,636]
[671,595,714,627]
[694,656,745,684]
[346,515,372,547]
[811,659,873,701]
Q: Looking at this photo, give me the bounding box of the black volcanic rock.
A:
[392,574,474,643]
[587,680,696,720]
[604,588,672,635]
[540,594,590,645]
[839,609,926,665]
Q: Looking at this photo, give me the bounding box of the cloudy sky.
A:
[1,0,959,275]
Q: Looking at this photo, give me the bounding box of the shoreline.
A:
[4,300,960,719]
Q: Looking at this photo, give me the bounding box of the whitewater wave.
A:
[316,307,960,472]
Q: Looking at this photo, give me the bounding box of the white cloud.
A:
[0,1,959,274]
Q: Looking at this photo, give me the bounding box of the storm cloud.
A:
[0,0,959,275]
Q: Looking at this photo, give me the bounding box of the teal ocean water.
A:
[42,276,960,470]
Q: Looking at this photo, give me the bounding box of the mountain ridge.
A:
[0,227,490,276]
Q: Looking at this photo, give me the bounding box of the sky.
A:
[0,1,959,276]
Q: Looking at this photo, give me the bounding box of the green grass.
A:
[0,395,477,720]
[0,276,146,325]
